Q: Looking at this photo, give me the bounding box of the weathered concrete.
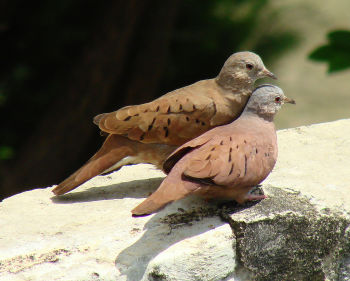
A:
[1,119,350,281]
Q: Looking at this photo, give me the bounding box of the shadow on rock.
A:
[50,177,164,204]
[115,196,262,281]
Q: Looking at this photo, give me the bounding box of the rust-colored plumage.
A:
[132,85,295,216]
[52,52,276,195]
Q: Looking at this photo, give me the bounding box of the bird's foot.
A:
[245,193,267,201]
[245,186,267,201]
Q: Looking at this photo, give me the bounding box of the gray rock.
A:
[1,119,350,281]
[226,187,349,280]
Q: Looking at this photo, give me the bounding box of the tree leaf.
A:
[328,30,350,48]
[309,29,350,73]
[309,46,333,61]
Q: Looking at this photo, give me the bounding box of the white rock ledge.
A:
[1,119,350,281]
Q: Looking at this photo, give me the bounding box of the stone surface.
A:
[227,187,349,280]
[265,118,350,211]
[1,119,350,281]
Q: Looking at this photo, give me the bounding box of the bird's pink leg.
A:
[245,193,267,201]
[244,186,267,201]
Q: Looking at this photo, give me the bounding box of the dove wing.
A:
[181,128,277,187]
[162,131,215,174]
[94,79,246,146]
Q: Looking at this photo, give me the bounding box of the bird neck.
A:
[215,72,253,94]
[242,108,275,122]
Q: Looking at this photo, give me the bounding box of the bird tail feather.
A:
[52,135,134,195]
[132,175,193,216]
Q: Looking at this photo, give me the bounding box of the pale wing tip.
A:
[93,113,105,125]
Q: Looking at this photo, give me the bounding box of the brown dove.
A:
[132,85,295,216]
[52,51,276,195]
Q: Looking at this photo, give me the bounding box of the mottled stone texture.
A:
[1,119,350,281]
[228,188,349,281]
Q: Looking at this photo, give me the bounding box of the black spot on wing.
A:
[163,146,195,174]
[229,163,234,175]
[148,118,156,131]
[182,174,216,186]
[163,127,169,137]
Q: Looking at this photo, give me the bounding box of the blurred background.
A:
[1,0,349,199]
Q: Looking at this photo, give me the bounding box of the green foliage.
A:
[309,30,350,73]
[0,146,14,160]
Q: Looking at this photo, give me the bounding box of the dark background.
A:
[1,0,348,199]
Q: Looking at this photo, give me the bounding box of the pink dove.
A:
[132,84,295,216]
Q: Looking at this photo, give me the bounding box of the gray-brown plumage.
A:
[52,51,276,196]
[132,85,295,216]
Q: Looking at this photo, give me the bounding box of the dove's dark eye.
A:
[246,63,254,70]
[275,97,281,103]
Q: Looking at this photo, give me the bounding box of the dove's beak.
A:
[284,97,296,104]
[260,68,277,79]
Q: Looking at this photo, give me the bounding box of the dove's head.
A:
[217,51,277,90]
[244,84,295,119]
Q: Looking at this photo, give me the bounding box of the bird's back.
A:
[94,79,252,146]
